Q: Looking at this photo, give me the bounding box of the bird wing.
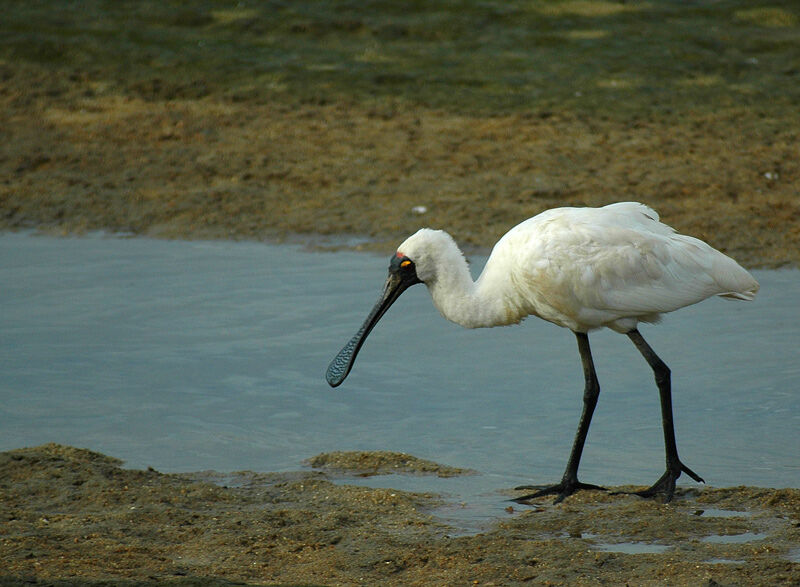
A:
[504,203,758,329]
[587,229,746,313]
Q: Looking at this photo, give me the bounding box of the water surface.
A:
[1,233,798,520]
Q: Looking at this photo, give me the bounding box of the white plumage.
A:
[398,202,758,332]
[327,202,759,503]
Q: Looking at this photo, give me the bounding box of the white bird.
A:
[326,202,759,503]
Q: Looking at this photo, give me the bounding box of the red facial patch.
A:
[395,251,405,258]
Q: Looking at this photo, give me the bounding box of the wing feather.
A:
[503,203,758,331]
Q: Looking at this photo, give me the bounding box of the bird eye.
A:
[390,254,415,275]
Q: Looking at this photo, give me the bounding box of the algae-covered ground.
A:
[1,444,799,586]
[1,0,798,266]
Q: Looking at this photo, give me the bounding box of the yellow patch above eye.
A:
[400,260,411,267]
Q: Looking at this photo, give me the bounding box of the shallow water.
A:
[701,531,769,545]
[1,233,798,522]
[584,534,672,555]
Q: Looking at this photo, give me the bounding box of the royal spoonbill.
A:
[325,202,759,503]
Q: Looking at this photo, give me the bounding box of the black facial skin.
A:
[325,255,422,387]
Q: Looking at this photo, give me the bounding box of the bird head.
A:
[393,228,458,285]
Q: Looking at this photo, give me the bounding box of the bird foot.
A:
[513,480,607,505]
[618,462,704,503]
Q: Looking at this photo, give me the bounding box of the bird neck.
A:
[426,254,518,329]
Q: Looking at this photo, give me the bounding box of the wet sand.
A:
[1,444,798,586]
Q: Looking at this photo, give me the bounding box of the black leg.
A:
[626,329,704,502]
[514,331,606,504]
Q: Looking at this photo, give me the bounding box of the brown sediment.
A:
[305,451,477,477]
[1,69,798,268]
[1,444,798,586]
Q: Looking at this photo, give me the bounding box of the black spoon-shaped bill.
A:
[326,257,421,387]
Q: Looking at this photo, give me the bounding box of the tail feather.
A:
[719,286,758,301]
[711,251,759,301]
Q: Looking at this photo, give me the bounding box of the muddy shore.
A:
[1,444,798,586]
[3,86,798,269]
